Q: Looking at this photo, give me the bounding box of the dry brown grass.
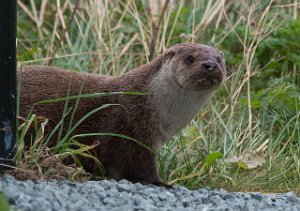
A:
[17,0,300,192]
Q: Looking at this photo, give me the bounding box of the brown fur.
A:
[19,43,226,187]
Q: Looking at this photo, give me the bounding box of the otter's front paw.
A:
[150,180,173,189]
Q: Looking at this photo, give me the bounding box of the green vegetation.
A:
[17,0,300,193]
[0,192,10,211]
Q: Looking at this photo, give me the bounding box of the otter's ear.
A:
[163,50,176,62]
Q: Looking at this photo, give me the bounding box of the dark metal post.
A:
[0,0,17,171]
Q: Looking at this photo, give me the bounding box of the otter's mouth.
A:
[195,60,225,89]
[196,74,223,89]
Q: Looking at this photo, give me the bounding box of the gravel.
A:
[1,175,299,211]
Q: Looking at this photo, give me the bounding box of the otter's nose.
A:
[203,62,217,71]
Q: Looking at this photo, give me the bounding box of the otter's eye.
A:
[186,55,195,65]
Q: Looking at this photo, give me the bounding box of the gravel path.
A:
[0,175,299,211]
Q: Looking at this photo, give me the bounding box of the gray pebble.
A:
[0,175,299,211]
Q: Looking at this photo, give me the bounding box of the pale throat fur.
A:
[148,61,215,147]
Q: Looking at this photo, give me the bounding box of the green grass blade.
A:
[36,92,146,105]
[0,192,10,211]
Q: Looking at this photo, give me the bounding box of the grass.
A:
[16,0,300,193]
[0,192,10,211]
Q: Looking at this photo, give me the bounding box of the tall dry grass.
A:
[17,0,300,192]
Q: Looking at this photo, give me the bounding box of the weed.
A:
[0,192,10,211]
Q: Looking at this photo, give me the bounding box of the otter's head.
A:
[163,43,226,91]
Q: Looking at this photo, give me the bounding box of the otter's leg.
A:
[123,150,172,188]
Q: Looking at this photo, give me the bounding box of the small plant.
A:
[168,151,223,185]
[15,90,153,181]
[0,192,10,211]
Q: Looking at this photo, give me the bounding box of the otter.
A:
[19,43,226,187]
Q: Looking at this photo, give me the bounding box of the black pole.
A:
[0,0,17,171]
